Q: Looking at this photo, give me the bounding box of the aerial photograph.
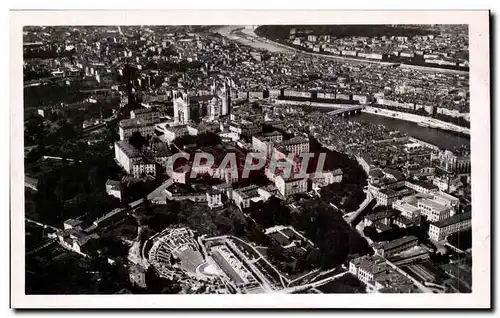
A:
[23,24,472,295]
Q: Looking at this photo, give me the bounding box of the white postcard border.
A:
[10,10,490,309]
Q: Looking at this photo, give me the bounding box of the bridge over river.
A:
[269,100,365,117]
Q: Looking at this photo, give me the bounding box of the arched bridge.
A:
[327,105,365,117]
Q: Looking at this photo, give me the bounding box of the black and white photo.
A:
[10,10,491,309]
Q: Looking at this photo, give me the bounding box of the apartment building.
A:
[417,199,451,222]
[114,140,156,178]
[280,136,310,154]
[428,212,471,242]
[392,200,421,224]
[431,191,460,213]
[130,108,160,121]
[405,180,439,194]
[349,255,387,285]
[119,118,159,141]
[206,189,224,209]
[232,185,260,210]
[275,175,308,197]
[373,188,399,206]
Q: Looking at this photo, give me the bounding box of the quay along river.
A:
[347,112,469,151]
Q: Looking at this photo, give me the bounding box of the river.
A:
[216,25,468,75]
[347,112,470,150]
[216,26,470,150]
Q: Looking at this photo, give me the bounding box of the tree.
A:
[232,219,246,237]
[99,237,130,259]
[88,253,120,294]
[25,114,46,144]
[145,266,182,294]
[268,242,285,262]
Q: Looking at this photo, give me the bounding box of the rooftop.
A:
[418,198,448,212]
[262,130,282,138]
[432,191,460,203]
[394,215,413,226]
[365,209,399,222]
[119,117,159,128]
[431,211,471,229]
[132,108,159,115]
[93,208,126,226]
[351,255,386,275]
[381,235,418,251]
[394,201,420,213]
[282,136,309,146]
[379,188,398,197]
[408,180,439,190]
[115,140,141,158]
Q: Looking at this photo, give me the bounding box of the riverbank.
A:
[347,112,469,151]
[237,27,396,65]
[226,26,469,75]
[362,106,470,136]
[247,27,469,75]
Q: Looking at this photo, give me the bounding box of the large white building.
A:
[280,136,309,155]
[206,189,223,209]
[349,254,415,293]
[392,200,421,224]
[114,140,156,178]
[428,212,471,242]
[373,188,399,206]
[261,131,283,143]
[130,108,159,121]
[391,190,459,224]
[114,140,141,172]
[252,131,283,157]
[163,125,189,144]
[417,199,451,222]
[252,135,274,157]
[275,174,308,197]
[173,90,190,124]
[349,255,387,285]
[210,79,231,116]
[405,180,439,194]
[431,191,460,213]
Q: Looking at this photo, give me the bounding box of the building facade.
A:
[114,140,155,178]
[275,175,308,197]
[428,212,471,241]
[417,199,451,222]
[349,255,387,284]
[119,118,158,141]
[374,236,419,258]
